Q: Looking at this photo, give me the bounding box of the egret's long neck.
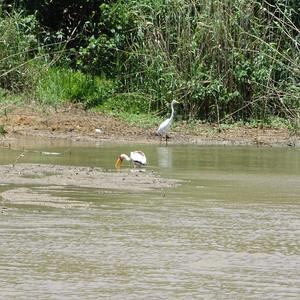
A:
[170,102,175,120]
[120,154,131,161]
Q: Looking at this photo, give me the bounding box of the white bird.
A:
[156,99,179,145]
[115,151,147,169]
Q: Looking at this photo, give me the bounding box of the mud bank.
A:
[0,163,180,209]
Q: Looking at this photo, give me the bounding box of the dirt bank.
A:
[0,104,298,147]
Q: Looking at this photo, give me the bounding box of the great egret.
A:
[115,151,147,169]
[156,99,179,145]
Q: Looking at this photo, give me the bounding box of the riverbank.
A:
[0,104,298,147]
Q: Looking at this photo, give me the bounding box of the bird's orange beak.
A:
[115,157,123,169]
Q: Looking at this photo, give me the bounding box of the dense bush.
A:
[3,0,130,76]
[0,10,40,92]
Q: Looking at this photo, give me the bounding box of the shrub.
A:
[0,10,40,92]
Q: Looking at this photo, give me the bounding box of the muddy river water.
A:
[0,141,300,299]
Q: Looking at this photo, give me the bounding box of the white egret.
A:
[156,99,179,145]
[115,151,147,169]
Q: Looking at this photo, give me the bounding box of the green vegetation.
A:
[0,10,39,93]
[0,0,299,129]
[35,67,117,108]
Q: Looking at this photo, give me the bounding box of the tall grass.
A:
[119,0,299,124]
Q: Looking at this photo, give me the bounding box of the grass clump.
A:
[95,93,161,129]
[35,67,117,108]
[109,111,161,129]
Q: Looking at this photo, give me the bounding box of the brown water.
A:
[0,142,300,299]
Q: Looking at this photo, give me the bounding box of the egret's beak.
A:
[115,158,123,169]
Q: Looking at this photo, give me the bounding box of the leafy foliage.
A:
[0,9,40,92]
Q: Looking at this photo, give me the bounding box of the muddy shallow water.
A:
[0,141,300,299]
